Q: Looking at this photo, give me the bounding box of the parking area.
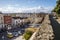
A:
[0,24,29,40]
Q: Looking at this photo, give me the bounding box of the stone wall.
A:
[29,15,54,40]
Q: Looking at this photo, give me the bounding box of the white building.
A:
[12,19,21,25]
[12,18,24,26]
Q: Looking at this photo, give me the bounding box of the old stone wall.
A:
[29,15,54,40]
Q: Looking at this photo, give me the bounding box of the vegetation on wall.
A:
[23,30,33,40]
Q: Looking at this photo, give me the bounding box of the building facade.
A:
[4,16,12,25]
[12,17,23,25]
[4,16,12,30]
[0,13,4,30]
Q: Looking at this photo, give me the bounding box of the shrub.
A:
[23,31,33,40]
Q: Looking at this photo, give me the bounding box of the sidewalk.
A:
[13,36,25,40]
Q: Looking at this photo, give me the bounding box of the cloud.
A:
[0,5,53,13]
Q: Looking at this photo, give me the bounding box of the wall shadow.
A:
[49,15,60,40]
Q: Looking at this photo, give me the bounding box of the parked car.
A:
[21,29,25,33]
[0,29,7,33]
[7,32,13,39]
[18,31,22,35]
[12,32,19,37]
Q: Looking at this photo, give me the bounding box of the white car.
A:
[12,32,19,37]
[18,31,22,35]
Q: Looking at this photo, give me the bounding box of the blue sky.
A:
[0,0,56,13]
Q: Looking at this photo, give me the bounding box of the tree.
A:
[52,0,60,15]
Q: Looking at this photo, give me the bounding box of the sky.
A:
[0,0,56,13]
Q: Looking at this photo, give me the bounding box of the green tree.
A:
[52,0,60,15]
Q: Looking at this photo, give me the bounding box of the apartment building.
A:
[12,17,24,26]
[4,16,12,30]
[0,13,4,30]
[4,16,12,24]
